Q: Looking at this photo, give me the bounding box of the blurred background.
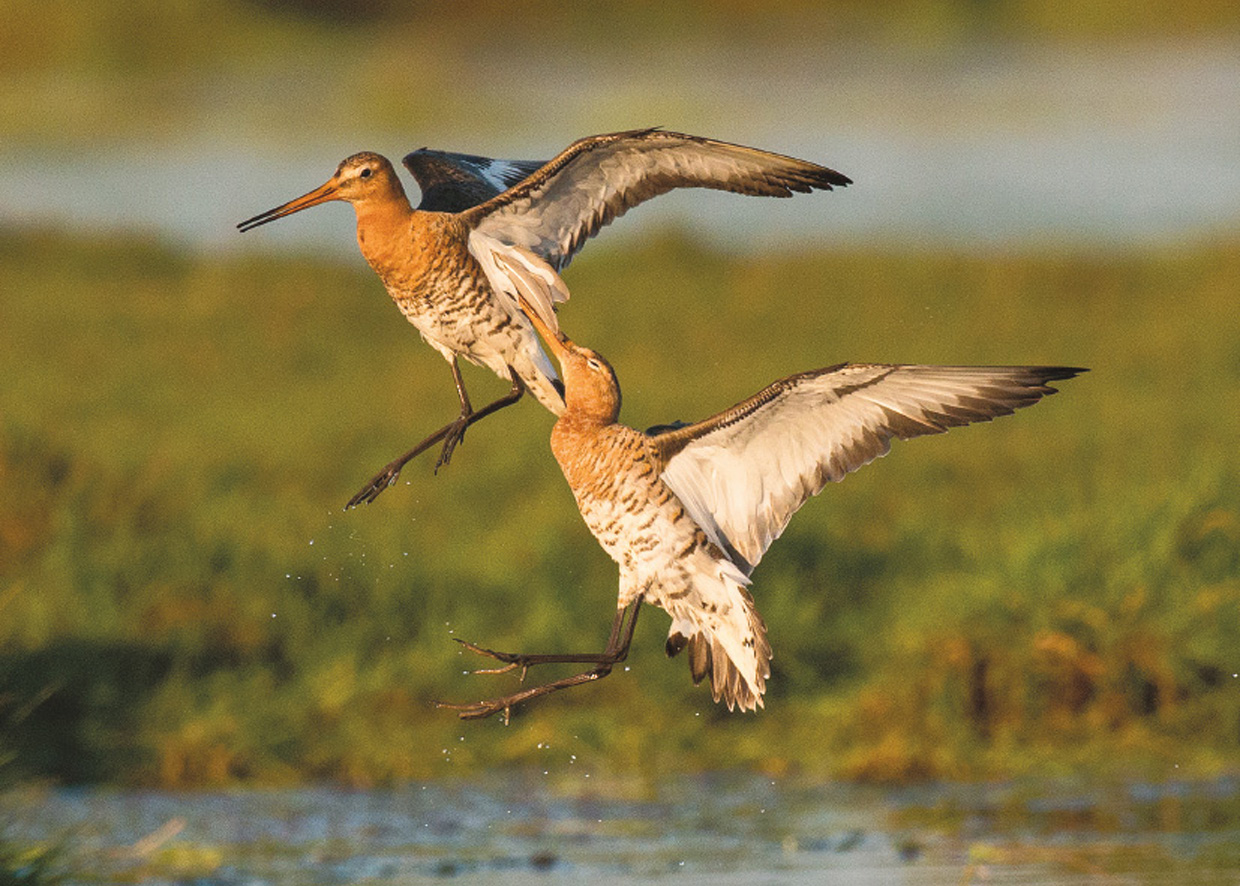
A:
[6,2,1240,880]
[2,0,1238,801]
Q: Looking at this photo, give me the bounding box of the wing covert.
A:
[656,364,1083,574]
[463,129,851,270]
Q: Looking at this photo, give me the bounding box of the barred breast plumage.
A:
[490,294,1083,717]
[237,129,851,506]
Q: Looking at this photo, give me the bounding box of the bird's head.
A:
[516,296,621,423]
[237,152,408,232]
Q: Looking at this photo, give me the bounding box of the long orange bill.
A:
[513,291,570,361]
[237,179,339,232]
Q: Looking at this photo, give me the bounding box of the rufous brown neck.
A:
[353,194,418,278]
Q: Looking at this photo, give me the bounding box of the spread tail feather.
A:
[663,556,771,712]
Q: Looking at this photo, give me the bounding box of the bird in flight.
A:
[438,293,1083,721]
[237,129,850,507]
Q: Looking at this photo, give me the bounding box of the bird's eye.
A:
[359,167,373,179]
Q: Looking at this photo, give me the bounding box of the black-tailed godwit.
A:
[438,294,1083,720]
[237,129,851,507]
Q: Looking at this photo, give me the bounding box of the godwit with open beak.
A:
[237,129,851,507]
[439,295,1083,720]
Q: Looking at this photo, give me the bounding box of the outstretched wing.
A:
[462,128,851,270]
[403,149,545,213]
[654,364,1084,575]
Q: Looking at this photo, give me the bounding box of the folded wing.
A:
[655,364,1084,575]
[463,128,851,270]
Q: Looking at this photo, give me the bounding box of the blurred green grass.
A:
[1,226,1237,786]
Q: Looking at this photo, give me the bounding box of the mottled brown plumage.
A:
[238,152,566,506]
[237,130,850,506]
[440,293,1082,720]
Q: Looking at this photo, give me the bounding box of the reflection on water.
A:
[7,775,1239,884]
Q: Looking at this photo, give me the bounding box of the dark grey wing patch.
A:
[645,420,691,436]
[403,149,546,212]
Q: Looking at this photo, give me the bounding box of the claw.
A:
[343,368,526,509]
[435,598,644,723]
[432,419,469,473]
[345,462,402,509]
[453,638,528,678]
[436,699,513,723]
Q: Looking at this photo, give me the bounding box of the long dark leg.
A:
[437,597,644,723]
[345,364,525,509]
[435,357,475,470]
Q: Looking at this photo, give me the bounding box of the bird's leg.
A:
[344,366,525,508]
[435,357,475,471]
[437,597,644,722]
[453,600,640,677]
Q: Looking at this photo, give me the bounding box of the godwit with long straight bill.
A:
[237,129,850,507]
[439,295,1084,720]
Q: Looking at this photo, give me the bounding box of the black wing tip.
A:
[607,127,853,188]
[799,168,852,192]
[823,169,853,188]
[974,365,1087,401]
[1040,366,1088,397]
[1032,366,1089,385]
[958,365,1088,395]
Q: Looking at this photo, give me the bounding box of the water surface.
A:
[3,42,1238,255]
[9,774,1239,884]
